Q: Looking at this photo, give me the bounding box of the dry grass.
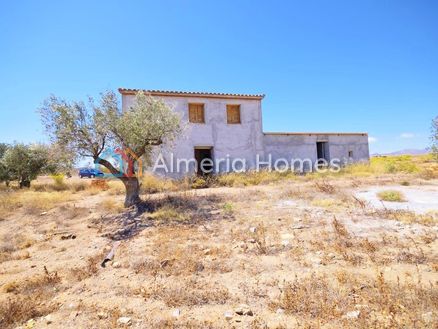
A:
[106,180,125,195]
[141,278,230,307]
[100,198,124,213]
[0,190,75,216]
[0,267,61,328]
[0,157,436,327]
[143,192,225,225]
[377,190,406,202]
[0,233,35,263]
[215,169,296,187]
[273,271,437,328]
[70,253,104,281]
[0,296,56,329]
[3,266,61,294]
[141,173,179,193]
[369,209,438,226]
[314,180,337,193]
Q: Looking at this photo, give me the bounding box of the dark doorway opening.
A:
[316,142,329,164]
[194,147,214,175]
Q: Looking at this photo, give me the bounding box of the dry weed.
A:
[273,271,438,328]
[314,180,337,194]
[0,296,56,329]
[141,278,230,307]
[70,253,103,281]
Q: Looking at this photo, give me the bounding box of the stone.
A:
[25,319,36,328]
[249,227,257,233]
[327,252,337,259]
[276,308,285,315]
[422,312,433,324]
[44,314,53,324]
[203,248,211,255]
[343,310,360,319]
[97,312,108,319]
[310,257,322,265]
[117,317,132,326]
[112,262,121,268]
[224,310,233,320]
[291,224,310,230]
[281,240,289,246]
[172,309,181,317]
[235,304,253,316]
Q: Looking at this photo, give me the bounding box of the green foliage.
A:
[432,116,438,160]
[112,92,183,165]
[371,155,419,174]
[377,190,406,202]
[2,144,50,187]
[190,176,208,189]
[50,174,65,187]
[40,91,182,168]
[44,143,75,175]
[0,143,11,185]
[222,202,234,214]
[40,90,182,207]
[0,143,8,158]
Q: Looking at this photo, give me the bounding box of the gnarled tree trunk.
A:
[96,157,142,208]
[19,178,31,188]
[122,177,141,208]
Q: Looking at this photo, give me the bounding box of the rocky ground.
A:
[0,175,437,328]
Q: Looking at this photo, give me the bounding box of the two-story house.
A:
[119,88,370,177]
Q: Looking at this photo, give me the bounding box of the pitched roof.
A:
[118,88,265,100]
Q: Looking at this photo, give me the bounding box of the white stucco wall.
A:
[264,133,370,170]
[121,92,370,177]
[122,94,265,177]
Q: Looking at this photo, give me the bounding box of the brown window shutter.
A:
[227,105,241,124]
[189,104,205,123]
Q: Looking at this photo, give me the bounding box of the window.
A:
[348,150,353,158]
[188,103,205,123]
[227,105,241,124]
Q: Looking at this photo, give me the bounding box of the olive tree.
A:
[2,143,50,188]
[40,91,182,207]
[432,116,438,160]
[0,143,11,186]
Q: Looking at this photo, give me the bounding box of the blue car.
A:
[79,168,104,178]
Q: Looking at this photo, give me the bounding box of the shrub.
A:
[90,179,109,190]
[50,174,68,191]
[141,173,177,193]
[377,190,406,202]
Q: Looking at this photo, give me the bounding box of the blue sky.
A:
[1,0,437,154]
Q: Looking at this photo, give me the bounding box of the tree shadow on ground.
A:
[97,193,231,241]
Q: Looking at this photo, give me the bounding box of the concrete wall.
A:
[121,93,370,177]
[122,94,265,177]
[264,133,370,171]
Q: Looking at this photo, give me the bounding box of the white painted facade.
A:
[120,89,370,177]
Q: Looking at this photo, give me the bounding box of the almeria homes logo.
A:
[94,147,143,178]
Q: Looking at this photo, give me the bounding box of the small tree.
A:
[2,143,50,188]
[45,143,75,176]
[432,116,438,160]
[0,143,11,186]
[40,91,182,207]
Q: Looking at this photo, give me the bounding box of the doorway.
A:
[194,147,214,175]
[316,142,329,164]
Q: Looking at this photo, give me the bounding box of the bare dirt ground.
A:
[0,175,437,328]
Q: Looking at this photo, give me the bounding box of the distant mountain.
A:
[372,148,430,156]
